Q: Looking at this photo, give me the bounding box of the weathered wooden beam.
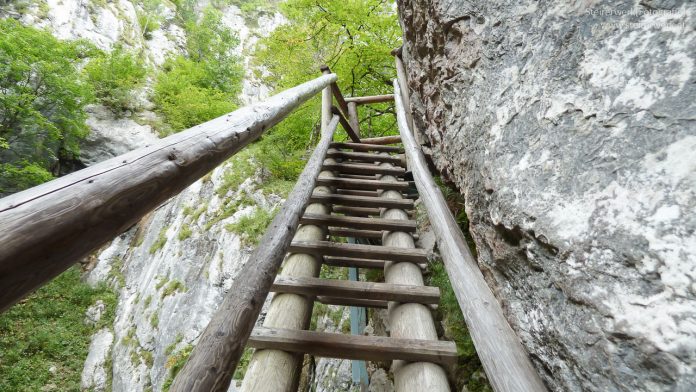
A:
[309,193,414,209]
[338,173,378,180]
[300,213,416,232]
[330,142,404,153]
[333,205,381,217]
[316,177,410,191]
[344,94,395,105]
[331,106,361,143]
[289,241,427,264]
[317,296,388,309]
[320,65,351,117]
[326,149,404,165]
[347,102,361,138]
[248,327,457,366]
[328,227,383,240]
[0,73,338,314]
[394,81,547,392]
[359,135,401,145]
[336,189,379,197]
[169,115,340,392]
[323,162,405,177]
[271,276,440,305]
[323,256,425,270]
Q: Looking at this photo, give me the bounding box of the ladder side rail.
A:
[0,73,337,313]
[394,80,548,392]
[170,115,340,392]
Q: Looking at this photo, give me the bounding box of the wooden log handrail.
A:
[169,115,340,392]
[394,80,547,392]
[345,94,394,105]
[0,73,337,313]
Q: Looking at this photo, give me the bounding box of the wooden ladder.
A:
[241,140,457,388]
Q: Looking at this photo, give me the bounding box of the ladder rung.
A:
[326,150,404,166]
[330,142,404,153]
[338,173,377,180]
[323,256,387,269]
[336,189,379,197]
[316,177,411,191]
[323,256,426,270]
[248,327,457,366]
[332,206,381,217]
[317,296,388,309]
[290,241,428,263]
[310,193,414,209]
[328,227,382,239]
[323,163,405,177]
[301,213,416,232]
[271,276,440,304]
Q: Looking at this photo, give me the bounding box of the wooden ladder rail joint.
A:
[169,115,340,392]
[0,73,338,314]
[394,80,548,392]
[331,106,361,143]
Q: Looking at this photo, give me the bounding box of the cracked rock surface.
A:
[397,0,696,390]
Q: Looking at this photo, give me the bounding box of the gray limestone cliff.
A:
[397,0,695,390]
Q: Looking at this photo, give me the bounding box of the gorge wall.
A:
[397,0,696,391]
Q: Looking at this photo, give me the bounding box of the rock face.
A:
[397,1,696,390]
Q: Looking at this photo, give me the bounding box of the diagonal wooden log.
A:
[169,115,340,392]
[0,73,337,313]
[394,81,547,392]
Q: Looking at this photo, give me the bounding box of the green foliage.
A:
[0,267,117,392]
[237,0,401,190]
[178,225,193,241]
[150,313,159,329]
[137,0,163,39]
[162,344,193,391]
[149,227,169,254]
[225,207,276,246]
[84,44,147,112]
[232,347,254,380]
[153,6,243,134]
[0,162,54,194]
[161,280,186,299]
[0,19,95,195]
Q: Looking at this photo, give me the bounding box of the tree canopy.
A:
[0,19,95,195]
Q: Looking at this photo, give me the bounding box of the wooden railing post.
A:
[393,80,547,392]
[0,73,337,313]
[320,64,361,142]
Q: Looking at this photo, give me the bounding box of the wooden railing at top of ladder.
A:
[392,49,547,391]
[0,72,340,313]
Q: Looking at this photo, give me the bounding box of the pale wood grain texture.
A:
[271,276,440,305]
[331,142,404,153]
[289,241,428,263]
[327,227,383,239]
[300,213,416,232]
[347,102,361,138]
[344,94,395,105]
[359,135,401,145]
[310,193,413,209]
[248,327,457,365]
[316,177,410,191]
[394,81,547,392]
[332,106,361,142]
[0,74,337,313]
[317,296,389,309]
[169,115,339,392]
[322,162,405,176]
[326,149,405,165]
